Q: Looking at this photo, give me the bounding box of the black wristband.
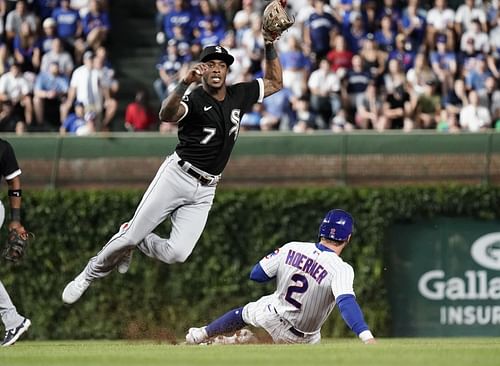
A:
[265,43,277,60]
[174,81,189,97]
[8,189,22,197]
[11,208,21,222]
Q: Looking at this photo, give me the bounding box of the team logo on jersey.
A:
[265,248,280,259]
[229,109,241,140]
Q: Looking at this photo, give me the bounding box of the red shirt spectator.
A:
[124,90,156,131]
[327,34,353,73]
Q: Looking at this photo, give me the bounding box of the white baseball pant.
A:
[242,294,321,344]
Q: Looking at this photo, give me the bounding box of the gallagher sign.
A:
[387,218,500,336]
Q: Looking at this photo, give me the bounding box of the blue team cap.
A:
[436,34,447,43]
[318,209,354,241]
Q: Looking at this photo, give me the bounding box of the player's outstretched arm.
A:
[336,294,376,344]
[262,42,283,98]
[159,63,208,122]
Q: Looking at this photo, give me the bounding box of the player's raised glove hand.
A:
[183,63,209,84]
[262,0,295,44]
[3,225,31,262]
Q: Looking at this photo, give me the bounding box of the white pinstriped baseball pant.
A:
[242,294,321,344]
[84,152,216,280]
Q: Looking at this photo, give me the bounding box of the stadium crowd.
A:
[0,0,116,135]
[1,0,500,134]
[153,0,500,133]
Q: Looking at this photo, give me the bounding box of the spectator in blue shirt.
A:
[466,55,492,93]
[388,34,416,72]
[400,1,426,52]
[13,21,42,72]
[280,36,311,98]
[343,54,372,114]
[304,0,337,62]
[376,0,401,32]
[430,33,457,95]
[261,87,295,131]
[82,0,110,50]
[33,62,69,128]
[193,0,226,39]
[34,0,59,20]
[60,101,95,135]
[197,19,225,49]
[343,11,367,54]
[40,17,57,55]
[153,40,184,101]
[52,0,85,61]
[163,0,193,42]
[374,14,396,53]
[240,103,263,131]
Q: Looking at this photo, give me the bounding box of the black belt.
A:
[178,160,213,186]
[289,327,305,338]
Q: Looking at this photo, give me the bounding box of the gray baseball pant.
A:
[0,280,24,330]
[84,152,216,280]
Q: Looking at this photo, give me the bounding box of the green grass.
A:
[1,339,499,366]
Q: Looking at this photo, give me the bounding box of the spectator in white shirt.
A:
[0,62,33,127]
[426,0,455,49]
[5,0,37,44]
[60,50,102,126]
[460,90,491,132]
[40,38,74,78]
[455,0,487,34]
[460,18,489,54]
[308,58,341,128]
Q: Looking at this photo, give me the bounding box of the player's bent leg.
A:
[138,189,215,264]
[186,307,248,345]
[88,157,188,277]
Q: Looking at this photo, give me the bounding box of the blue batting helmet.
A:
[318,209,354,241]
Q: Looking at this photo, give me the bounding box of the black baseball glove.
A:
[3,227,31,262]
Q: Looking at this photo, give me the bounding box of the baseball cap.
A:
[83,50,94,60]
[436,34,447,43]
[199,45,234,66]
[318,209,354,241]
[43,17,56,28]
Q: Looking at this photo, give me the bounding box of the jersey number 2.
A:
[285,274,309,309]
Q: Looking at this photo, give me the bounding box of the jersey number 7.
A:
[285,274,309,309]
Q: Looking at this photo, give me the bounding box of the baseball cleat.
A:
[186,327,209,344]
[2,318,31,347]
[117,249,133,274]
[62,271,91,304]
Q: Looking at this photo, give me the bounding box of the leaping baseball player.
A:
[62,10,289,305]
[186,209,377,345]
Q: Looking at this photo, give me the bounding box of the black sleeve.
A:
[232,79,263,113]
[0,141,20,179]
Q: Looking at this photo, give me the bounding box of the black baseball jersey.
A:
[175,79,264,175]
[0,138,21,184]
